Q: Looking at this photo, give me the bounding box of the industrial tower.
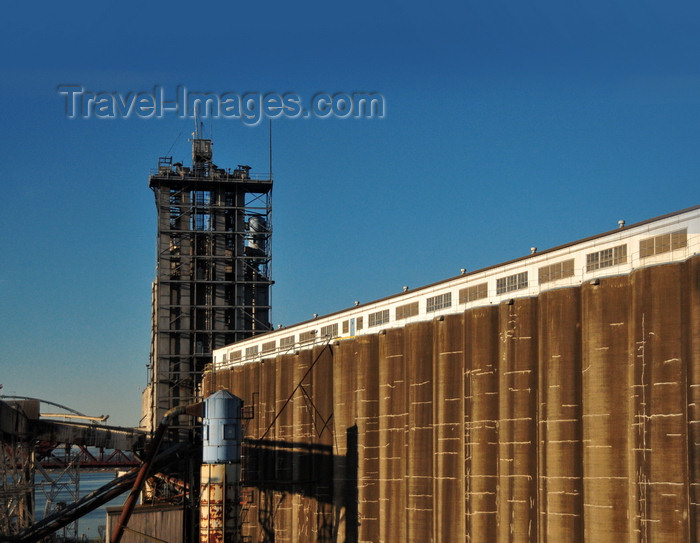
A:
[144,130,272,431]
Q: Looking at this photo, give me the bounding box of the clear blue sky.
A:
[1,1,698,427]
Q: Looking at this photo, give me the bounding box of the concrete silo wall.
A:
[203,255,700,542]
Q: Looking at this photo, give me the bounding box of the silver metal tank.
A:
[202,390,243,464]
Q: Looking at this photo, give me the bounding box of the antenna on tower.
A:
[193,105,200,139]
[269,119,273,179]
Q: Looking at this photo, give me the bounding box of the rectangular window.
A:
[538,259,575,284]
[192,212,212,231]
[299,330,316,343]
[280,335,295,349]
[656,233,670,254]
[426,292,452,312]
[192,191,211,205]
[320,323,339,338]
[368,309,390,327]
[245,345,258,357]
[459,283,487,303]
[586,244,627,271]
[671,229,688,250]
[640,228,687,258]
[342,320,349,334]
[496,271,528,294]
[261,341,276,353]
[639,237,655,258]
[395,301,419,320]
[223,423,237,441]
[230,350,242,361]
[356,316,363,331]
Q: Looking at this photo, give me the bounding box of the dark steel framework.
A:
[147,137,273,431]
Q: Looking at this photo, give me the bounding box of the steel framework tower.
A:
[145,134,272,431]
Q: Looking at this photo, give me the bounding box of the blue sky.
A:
[1,1,698,426]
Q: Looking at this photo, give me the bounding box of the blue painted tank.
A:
[202,390,243,464]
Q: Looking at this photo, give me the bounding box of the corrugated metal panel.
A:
[106,505,183,543]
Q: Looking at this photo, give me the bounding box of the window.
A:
[356,316,364,331]
[368,309,390,327]
[192,212,212,231]
[245,345,258,357]
[299,330,316,342]
[192,191,211,205]
[342,320,349,334]
[280,335,295,348]
[496,272,528,294]
[223,423,237,441]
[640,228,687,258]
[320,323,339,338]
[262,341,276,353]
[586,244,627,271]
[395,302,419,320]
[672,229,688,250]
[538,259,575,284]
[459,283,487,303]
[169,207,181,229]
[426,292,452,312]
[230,350,242,361]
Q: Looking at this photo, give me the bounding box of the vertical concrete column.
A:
[311,345,335,541]
[256,357,278,540]
[629,265,689,542]
[498,297,539,543]
[241,362,260,543]
[275,353,296,542]
[433,314,466,541]
[378,328,408,543]
[685,257,700,543]
[356,336,380,543]
[201,370,213,397]
[537,289,583,542]
[406,321,434,543]
[465,306,499,542]
[332,339,359,543]
[292,350,313,541]
[581,277,631,542]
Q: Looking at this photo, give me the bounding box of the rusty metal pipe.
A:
[110,402,201,543]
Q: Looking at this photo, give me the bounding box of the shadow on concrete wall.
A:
[241,424,358,543]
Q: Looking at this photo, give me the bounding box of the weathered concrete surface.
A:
[203,256,700,543]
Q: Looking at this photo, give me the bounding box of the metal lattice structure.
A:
[0,439,33,537]
[145,135,273,431]
[34,445,80,540]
